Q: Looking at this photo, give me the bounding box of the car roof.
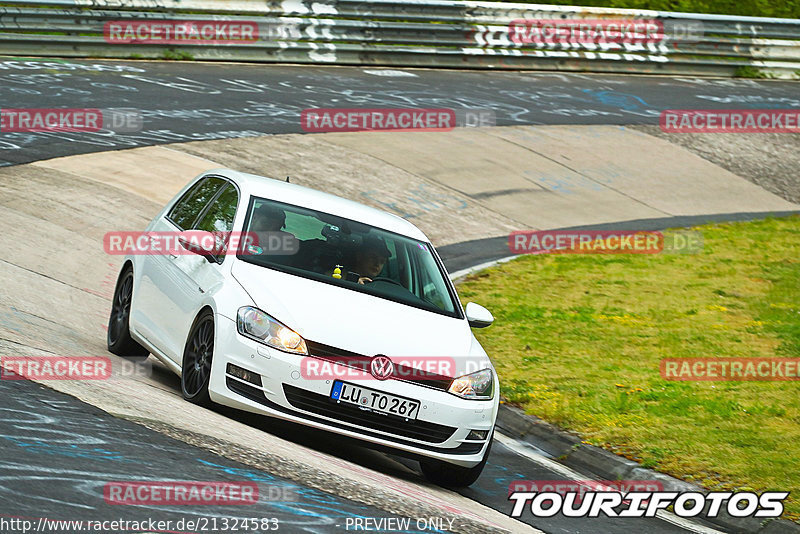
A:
[212,169,430,242]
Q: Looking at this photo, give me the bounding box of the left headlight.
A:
[448,368,494,400]
[236,306,307,355]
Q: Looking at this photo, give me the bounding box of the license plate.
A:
[330,380,420,420]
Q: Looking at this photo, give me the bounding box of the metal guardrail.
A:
[1,0,799,78]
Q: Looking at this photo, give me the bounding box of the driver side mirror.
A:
[465,302,494,328]
[178,231,220,263]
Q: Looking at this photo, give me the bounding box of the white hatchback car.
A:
[108,169,498,486]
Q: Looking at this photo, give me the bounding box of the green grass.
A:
[161,49,195,61]
[734,66,772,79]
[457,216,800,520]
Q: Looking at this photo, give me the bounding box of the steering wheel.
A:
[369,277,404,287]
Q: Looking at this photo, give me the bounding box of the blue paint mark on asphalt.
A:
[3,437,137,463]
[197,459,444,533]
[581,89,650,111]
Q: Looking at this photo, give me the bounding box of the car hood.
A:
[232,261,487,375]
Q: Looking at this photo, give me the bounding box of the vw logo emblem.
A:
[370,355,394,380]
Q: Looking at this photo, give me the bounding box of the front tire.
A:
[107,265,149,357]
[181,310,215,406]
[420,432,493,488]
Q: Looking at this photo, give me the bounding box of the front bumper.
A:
[208,315,497,467]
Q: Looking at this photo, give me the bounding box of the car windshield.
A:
[237,196,460,317]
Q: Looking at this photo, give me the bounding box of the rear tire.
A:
[181,310,215,406]
[107,265,149,357]
[420,432,493,488]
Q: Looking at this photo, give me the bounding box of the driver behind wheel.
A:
[354,235,391,284]
[328,234,391,284]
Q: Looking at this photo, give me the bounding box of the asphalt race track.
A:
[2,57,800,166]
[0,358,720,534]
[0,378,420,533]
[1,56,797,534]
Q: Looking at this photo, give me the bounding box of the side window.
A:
[195,184,239,234]
[167,176,226,230]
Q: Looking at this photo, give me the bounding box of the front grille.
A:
[305,340,453,392]
[283,384,456,444]
[225,378,483,455]
[226,377,264,402]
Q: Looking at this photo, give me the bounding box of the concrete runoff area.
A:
[172,125,797,241]
[1,124,797,532]
[632,126,800,205]
[24,125,797,248]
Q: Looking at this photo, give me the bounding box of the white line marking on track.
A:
[363,69,418,77]
[448,254,519,281]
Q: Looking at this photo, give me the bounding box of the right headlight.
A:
[236,306,307,355]
[448,368,494,400]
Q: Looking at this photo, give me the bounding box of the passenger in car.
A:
[250,204,298,256]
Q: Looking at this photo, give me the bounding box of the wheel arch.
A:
[115,259,135,280]
[180,305,217,405]
[188,305,216,336]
